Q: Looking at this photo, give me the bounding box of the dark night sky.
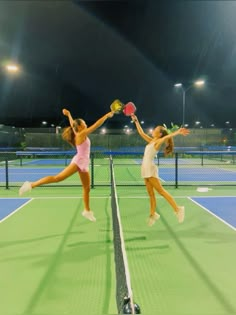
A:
[0,0,236,129]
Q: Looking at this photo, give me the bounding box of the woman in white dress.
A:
[131,114,190,226]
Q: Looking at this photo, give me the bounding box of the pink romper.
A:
[70,137,91,172]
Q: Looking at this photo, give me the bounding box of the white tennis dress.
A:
[141,142,158,178]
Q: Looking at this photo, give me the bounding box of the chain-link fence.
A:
[1,149,236,189]
[1,126,236,188]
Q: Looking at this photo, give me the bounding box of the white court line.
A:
[188,197,236,231]
[13,195,188,200]
[158,176,166,183]
[4,195,233,200]
[0,198,33,223]
[16,196,111,199]
[221,168,236,173]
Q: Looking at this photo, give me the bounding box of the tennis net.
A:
[110,155,139,314]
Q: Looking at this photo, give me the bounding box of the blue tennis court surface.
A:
[161,168,236,182]
[191,196,236,229]
[20,159,70,165]
[134,159,236,182]
[0,198,31,221]
[0,167,64,182]
[1,166,236,183]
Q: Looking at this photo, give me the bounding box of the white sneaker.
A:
[82,210,96,222]
[19,181,32,196]
[147,212,160,227]
[176,206,185,223]
[153,212,160,221]
[147,216,155,227]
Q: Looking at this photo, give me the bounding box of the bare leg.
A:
[148,177,179,213]
[144,178,156,216]
[78,170,90,210]
[31,163,78,188]
[78,169,96,221]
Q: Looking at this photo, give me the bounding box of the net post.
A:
[175,152,178,188]
[91,152,94,188]
[5,158,9,189]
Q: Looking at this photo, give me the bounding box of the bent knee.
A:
[146,186,155,196]
[147,189,155,196]
[54,175,65,182]
[83,185,90,193]
[158,187,167,196]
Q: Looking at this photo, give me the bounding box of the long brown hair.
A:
[159,126,174,156]
[62,118,83,147]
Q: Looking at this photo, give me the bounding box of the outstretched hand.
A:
[131,114,138,122]
[62,108,70,116]
[107,111,115,118]
[178,127,190,136]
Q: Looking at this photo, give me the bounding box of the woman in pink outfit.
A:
[19,108,114,222]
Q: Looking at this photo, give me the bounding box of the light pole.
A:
[174,80,205,126]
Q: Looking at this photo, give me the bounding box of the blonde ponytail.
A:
[159,126,174,157]
[62,126,76,147]
[164,138,174,156]
[61,118,83,147]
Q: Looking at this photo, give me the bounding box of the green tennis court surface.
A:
[1,186,236,314]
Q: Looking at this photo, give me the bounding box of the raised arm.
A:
[62,109,77,134]
[156,127,190,147]
[83,111,114,135]
[131,114,152,143]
